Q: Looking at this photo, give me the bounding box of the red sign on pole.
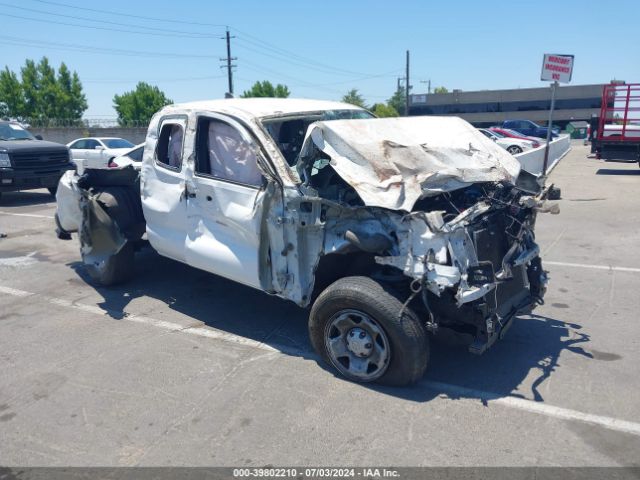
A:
[541,54,574,83]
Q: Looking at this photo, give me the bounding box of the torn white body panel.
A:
[300,117,522,211]
[55,170,83,233]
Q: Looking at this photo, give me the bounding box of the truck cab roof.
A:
[157,98,368,122]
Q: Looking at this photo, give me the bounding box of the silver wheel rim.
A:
[324,309,390,382]
[508,146,521,154]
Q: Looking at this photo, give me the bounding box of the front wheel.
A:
[309,276,429,386]
[507,145,523,155]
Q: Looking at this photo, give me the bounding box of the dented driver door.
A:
[184,114,266,289]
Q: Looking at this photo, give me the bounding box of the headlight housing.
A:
[0,151,11,168]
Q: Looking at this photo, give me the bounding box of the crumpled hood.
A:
[299,116,522,211]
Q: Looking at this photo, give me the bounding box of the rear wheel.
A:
[309,276,429,386]
[507,145,523,155]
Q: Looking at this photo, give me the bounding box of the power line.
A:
[0,12,219,38]
[0,35,213,59]
[235,38,388,79]
[232,27,378,77]
[26,0,227,27]
[0,1,220,37]
[83,75,226,84]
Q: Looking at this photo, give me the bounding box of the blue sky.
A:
[1,0,639,118]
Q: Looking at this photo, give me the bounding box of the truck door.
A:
[184,114,266,289]
[141,116,189,263]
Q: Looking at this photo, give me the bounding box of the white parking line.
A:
[423,381,640,437]
[0,211,54,219]
[545,260,640,273]
[2,283,640,437]
[0,285,281,353]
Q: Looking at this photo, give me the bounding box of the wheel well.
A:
[94,185,145,241]
[310,252,416,304]
[311,252,376,303]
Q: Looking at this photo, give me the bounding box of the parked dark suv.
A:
[0,121,73,200]
[502,120,560,139]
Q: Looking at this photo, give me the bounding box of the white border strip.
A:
[0,211,54,219]
[423,381,640,436]
[545,260,640,273]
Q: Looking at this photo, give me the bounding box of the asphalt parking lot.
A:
[1,142,639,467]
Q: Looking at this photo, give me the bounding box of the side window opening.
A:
[195,117,263,187]
[156,123,184,169]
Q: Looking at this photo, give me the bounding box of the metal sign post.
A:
[542,81,558,176]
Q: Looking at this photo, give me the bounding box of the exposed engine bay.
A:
[266,116,555,353]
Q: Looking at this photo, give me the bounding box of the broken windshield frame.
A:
[260,109,374,167]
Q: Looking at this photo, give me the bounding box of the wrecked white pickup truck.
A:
[55,98,554,386]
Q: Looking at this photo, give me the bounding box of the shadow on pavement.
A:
[596,169,640,176]
[69,247,594,404]
[0,190,55,207]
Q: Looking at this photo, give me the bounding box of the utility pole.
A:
[405,50,410,117]
[220,27,236,96]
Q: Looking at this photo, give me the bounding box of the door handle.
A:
[183,183,196,199]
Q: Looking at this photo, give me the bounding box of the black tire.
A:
[309,276,429,386]
[48,186,57,196]
[507,145,523,155]
[82,241,135,286]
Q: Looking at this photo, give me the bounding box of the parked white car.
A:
[478,129,535,155]
[109,143,144,170]
[67,137,135,173]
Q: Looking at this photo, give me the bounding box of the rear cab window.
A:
[156,123,184,170]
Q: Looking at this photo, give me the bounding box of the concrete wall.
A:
[514,134,571,176]
[30,127,148,146]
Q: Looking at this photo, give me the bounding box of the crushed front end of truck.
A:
[373,181,550,353]
[289,116,555,354]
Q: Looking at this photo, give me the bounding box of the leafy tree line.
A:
[113,82,172,126]
[0,57,87,124]
[341,85,448,117]
[0,57,447,127]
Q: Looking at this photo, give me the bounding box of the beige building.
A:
[409,84,604,128]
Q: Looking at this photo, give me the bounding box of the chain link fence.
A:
[3,118,149,128]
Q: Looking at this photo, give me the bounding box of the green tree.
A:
[433,86,449,94]
[0,68,24,119]
[57,63,88,121]
[113,82,172,126]
[371,103,399,118]
[37,57,59,119]
[387,86,406,116]
[341,88,366,108]
[240,80,290,98]
[0,57,87,123]
[20,59,40,119]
